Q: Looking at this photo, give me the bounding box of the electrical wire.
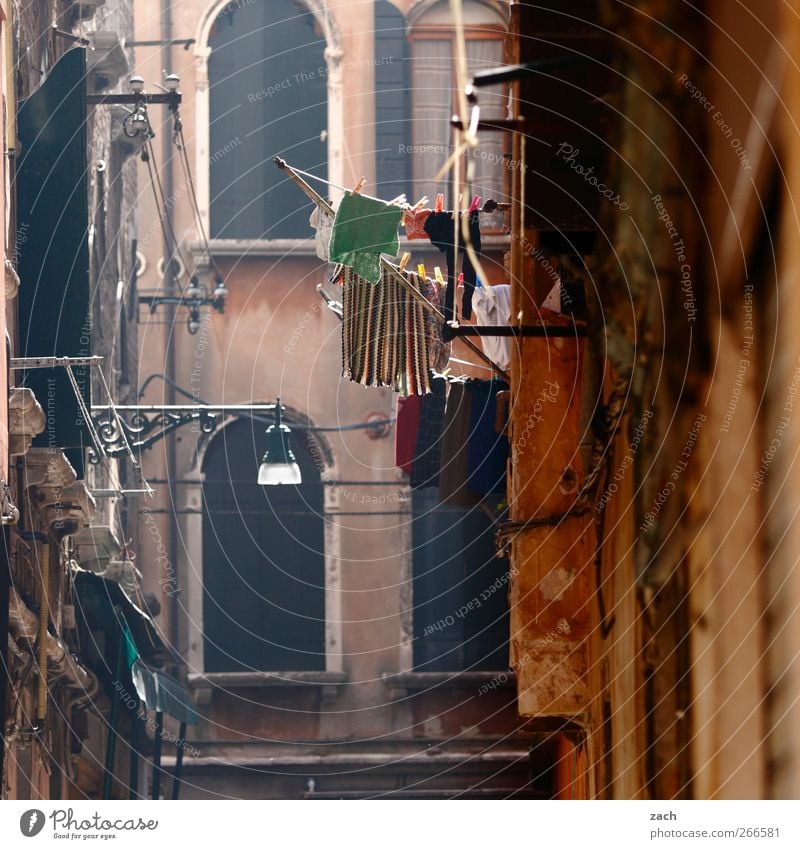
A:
[175,123,225,282]
[142,135,192,290]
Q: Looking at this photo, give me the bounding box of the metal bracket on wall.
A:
[446,324,588,338]
[87,404,278,463]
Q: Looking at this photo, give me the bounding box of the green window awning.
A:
[73,569,196,724]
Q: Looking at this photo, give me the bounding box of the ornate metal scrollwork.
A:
[88,408,219,464]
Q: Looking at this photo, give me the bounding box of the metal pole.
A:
[170,720,187,799]
[128,716,140,799]
[151,711,164,799]
[102,620,125,800]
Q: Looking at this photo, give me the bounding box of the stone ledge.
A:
[188,670,348,705]
[381,670,516,696]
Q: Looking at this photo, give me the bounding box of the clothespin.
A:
[434,267,445,288]
[417,263,427,282]
[413,196,429,211]
[434,193,444,213]
[352,176,367,195]
[468,195,482,214]
[457,272,464,288]
[388,194,407,206]
[399,252,411,272]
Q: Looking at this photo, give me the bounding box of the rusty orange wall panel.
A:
[509,334,594,717]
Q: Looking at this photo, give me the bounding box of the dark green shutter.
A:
[374,1,411,200]
[209,1,327,239]
[16,48,90,476]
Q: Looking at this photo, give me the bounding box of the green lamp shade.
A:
[258,422,302,485]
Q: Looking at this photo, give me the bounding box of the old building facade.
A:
[5,0,800,804]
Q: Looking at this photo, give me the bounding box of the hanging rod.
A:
[449,325,587,338]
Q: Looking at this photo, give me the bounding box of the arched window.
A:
[208,0,328,239]
[202,417,325,672]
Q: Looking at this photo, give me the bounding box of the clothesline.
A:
[288,163,400,206]
[286,161,508,215]
[273,156,510,381]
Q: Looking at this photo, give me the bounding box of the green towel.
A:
[329,192,402,284]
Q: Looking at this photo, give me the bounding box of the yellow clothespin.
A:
[399,252,411,272]
[417,263,427,282]
[352,176,367,195]
[434,267,445,288]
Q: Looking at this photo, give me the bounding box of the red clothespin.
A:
[434,193,444,213]
[457,272,464,288]
[468,195,482,214]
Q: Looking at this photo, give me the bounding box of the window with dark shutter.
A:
[208,0,328,239]
[202,418,326,672]
[374,1,411,201]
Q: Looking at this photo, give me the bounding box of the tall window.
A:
[208,0,327,239]
[202,418,325,672]
[412,490,509,671]
[374,0,411,201]
[409,2,508,207]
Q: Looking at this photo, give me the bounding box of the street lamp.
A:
[258,399,302,486]
[89,401,298,487]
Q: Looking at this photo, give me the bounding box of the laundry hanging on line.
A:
[329,192,402,285]
[473,283,512,371]
[309,204,335,261]
[396,376,509,503]
[338,263,455,395]
[340,266,431,395]
[423,209,482,322]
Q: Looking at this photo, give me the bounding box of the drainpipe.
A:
[160,0,179,654]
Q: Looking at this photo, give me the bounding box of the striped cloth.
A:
[341,266,431,395]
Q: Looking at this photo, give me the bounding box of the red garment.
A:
[395,394,422,476]
[403,208,432,241]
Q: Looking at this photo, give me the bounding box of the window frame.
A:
[408,23,510,215]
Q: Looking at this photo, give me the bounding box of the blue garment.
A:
[466,379,509,496]
[410,374,447,489]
